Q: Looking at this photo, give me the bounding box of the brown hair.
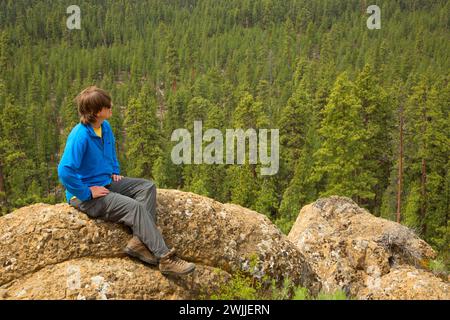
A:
[75,86,112,124]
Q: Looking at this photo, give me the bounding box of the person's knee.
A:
[145,179,155,188]
[142,179,156,194]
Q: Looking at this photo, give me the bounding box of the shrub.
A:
[203,268,349,300]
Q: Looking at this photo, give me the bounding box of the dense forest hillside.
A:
[0,0,448,262]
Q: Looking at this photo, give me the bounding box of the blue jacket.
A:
[58,120,120,203]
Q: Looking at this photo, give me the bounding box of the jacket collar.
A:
[83,121,109,138]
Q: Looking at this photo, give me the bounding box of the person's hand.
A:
[89,186,110,199]
[112,174,123,182]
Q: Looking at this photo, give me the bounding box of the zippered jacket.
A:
[58,120,120,203]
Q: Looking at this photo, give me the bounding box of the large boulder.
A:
[1,257,227,300]
[0,189,319,300]
[288,196,449,299]
[358,265,449,300]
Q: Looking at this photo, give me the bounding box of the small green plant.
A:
[209,269,262,300]
[430,259,446,272]
[316,289,348,300]
[429,258,448,280]
[292,286,310,300]
[268,277,349,300]
[204,268,350,300]
[201,254,351,300]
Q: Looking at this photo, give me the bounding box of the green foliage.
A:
[355,64,393,213]
[274,216,295,235]
[429,258,448,276]
[254,176,279,219]
[204,253,351,300]
[209,269,262,300]
[124,87,162,179]
[227,164,258,209]
[404,182,421,229]
[316,290,348,300]
[312,72,377,203]
[292,286,310,300]
[205,267,349,300]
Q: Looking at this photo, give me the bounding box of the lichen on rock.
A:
[2,192,445,300]
[287,196,449,300]
[0,189,319,299]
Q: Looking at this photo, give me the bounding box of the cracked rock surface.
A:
[288,196,449,299]
[3,192,446,300]
[0,189,319,300]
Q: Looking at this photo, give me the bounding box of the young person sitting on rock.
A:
[58,86,195,276]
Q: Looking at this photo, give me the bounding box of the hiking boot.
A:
[159,248,196,276]
[124,236,158,266]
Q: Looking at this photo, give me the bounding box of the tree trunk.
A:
[0,162,7,207]
[420,92,428,236]
[421,158,427,235]
[396,106,404,223]
[171,78,177,93]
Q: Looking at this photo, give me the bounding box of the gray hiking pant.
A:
[69,177,170,257]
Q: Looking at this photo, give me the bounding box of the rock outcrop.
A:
[358,265,449,300]
[287,196,449,300]
[1,257,228,300]
[1,192,447,300]
[0,189,319,300]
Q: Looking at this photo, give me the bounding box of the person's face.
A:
[96,103,113,120]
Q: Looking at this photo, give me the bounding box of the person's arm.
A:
[57,133,92,201]
[111,132,120,175]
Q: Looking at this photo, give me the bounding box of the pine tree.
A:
[403,77,449,245]
[403,79,429,234]
[380,81,407,223]
[0,96,30,209]
[200,103,228,201]
[279,79,313,186]
[315,32,336,114]
[59,82,82,154]
[227,92,267,209]
[124,86,162,178]
[182,96,212,191]
[424,79,449,253]
[312,72,377,203]
[279,113,319,223]
[355,64,392,214]
[156,87,192,189]
[255,175,279,218]
[166,36,180,92]
[0,31,9,208]
[233,92,269,129]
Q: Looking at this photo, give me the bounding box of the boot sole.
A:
[124,247,158,266]
[160,264,196,276]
